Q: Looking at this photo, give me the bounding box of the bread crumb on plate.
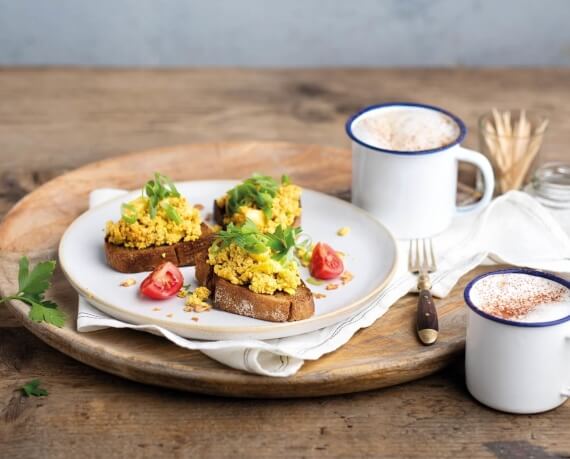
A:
[120,278,137,287]
[340,271,354,285]
[187,303,212,313]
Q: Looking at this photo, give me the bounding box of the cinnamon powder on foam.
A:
[473,275,568,320]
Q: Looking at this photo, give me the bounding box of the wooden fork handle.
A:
[416,289,439,345]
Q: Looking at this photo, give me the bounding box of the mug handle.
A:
[454,147,495,214]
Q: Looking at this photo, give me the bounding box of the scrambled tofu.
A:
[208,243,300,295]
[218,184,302,234]
[184,286,212,312]
[106,196,202,249]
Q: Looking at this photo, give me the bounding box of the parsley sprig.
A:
[215,219,301,262]
[121,172,182,224]
[21,379,48,397]
[0,257,66,327]
[216,219,270,254]
[225,173,290,219]
[266,224,302,262]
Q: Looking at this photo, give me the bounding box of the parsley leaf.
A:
[0,256,66,327]
[21,379,48,397]
[28,300,66,327]
[18,257,56,301]
[266,225,302,262]
[216,220,269,254]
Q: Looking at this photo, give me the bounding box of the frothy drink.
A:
[470,273,570,323]
[352,106,460,152]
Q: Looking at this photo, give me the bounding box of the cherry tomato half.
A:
[140,262,184,300]
[310,242,344,280]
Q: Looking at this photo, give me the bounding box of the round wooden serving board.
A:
[0,142,490,398]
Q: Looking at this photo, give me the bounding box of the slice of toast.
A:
[105,223,214,273]
[213,200,301,229]
[195,251,314,322]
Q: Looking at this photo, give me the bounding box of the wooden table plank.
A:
[0,68,569,457]
[0,68,568,173]
[1,328,569,458]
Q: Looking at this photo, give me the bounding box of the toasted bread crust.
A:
[213,200,301,229]
[105,223,213,273]
[195,251,314,322]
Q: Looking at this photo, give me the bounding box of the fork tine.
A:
[422,239,429,271]
[408,239,421,272]
[415,239,421,271]
[428,238,437,271]
[409,240,418,271]
[409,238,437,273]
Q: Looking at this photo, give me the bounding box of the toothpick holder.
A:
[477,109,548,196]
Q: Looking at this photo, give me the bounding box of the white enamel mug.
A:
[464,269,570,414]
[346,102,495,239]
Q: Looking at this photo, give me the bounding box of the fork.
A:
[408,239,439,345]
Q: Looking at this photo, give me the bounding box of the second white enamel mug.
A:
[346,102,495,239]
[464,269,570,414]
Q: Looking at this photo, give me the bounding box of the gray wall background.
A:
[1,0,569,67]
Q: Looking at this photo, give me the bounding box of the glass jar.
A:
[524,162,570,210]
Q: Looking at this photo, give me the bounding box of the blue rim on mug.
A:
[464,268,570,328]
[345,102,467,156]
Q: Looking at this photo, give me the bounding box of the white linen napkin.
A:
[77,190,570,377]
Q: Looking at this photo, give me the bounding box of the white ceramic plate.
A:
[59,181,397,340]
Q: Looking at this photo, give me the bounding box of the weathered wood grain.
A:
[1,329,568,458]
[0,68,568,173]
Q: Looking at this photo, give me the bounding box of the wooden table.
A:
[1,68,569,458]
